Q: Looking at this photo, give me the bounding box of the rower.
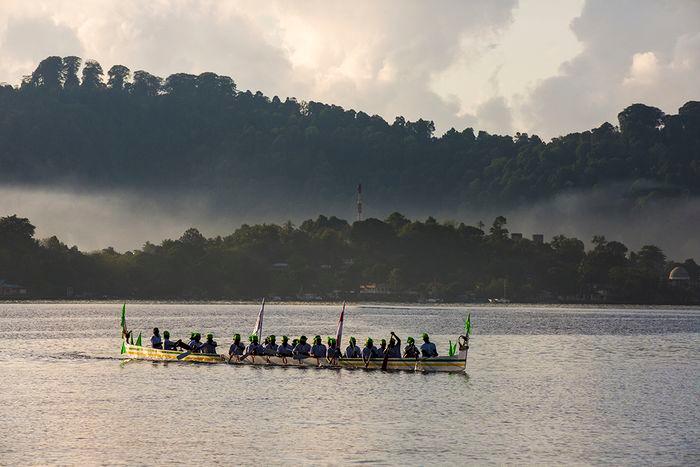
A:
[345,336,361,358]
[190,333,202,353]
[376,338,387,358]
[386,332,401,358]
[277,335,293,356]
[200,333,218,354]
[362,337,378,361]
[420,333,438,358]
[292,335,311,358]
[403,336,420,358]
[187,332,198,351]
[264,335,278,355]
[229,333,245,358]
[162,331,180,350]
[246,335,263,356]
[326,337,341,363]
[310,335,326,358]
[150,327,163,349]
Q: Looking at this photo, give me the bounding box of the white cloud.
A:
[0,0,697,138]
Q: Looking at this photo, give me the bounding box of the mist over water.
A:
[1,185,698,259]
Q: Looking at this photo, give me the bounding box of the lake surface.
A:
[1,303,698,465]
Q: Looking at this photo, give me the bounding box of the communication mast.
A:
[356,183,363,221]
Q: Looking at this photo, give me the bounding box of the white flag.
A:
[252,298,265,339]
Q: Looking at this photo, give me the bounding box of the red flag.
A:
[335,302,345,349]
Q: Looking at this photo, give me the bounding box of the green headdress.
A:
[233,333,241,341]
[407,336,415,344]
[366,337,373,346]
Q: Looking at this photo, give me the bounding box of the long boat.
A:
[119,307,470,373]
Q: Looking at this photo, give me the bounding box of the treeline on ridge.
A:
[0,56,699,211]
[1,213,698,303]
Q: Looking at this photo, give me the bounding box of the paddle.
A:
[381,339,391,371]
[176,350,191,360]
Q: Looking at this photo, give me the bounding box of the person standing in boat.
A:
[310,335,326,358]
[386,332,401,358]
[420,333,438,358]
[326,337,341,364]
[362,337,379,362]
[264,335,278,355]
[151,328,163,349]
[345,336,361,358]
[403,336,420,358]
[277,335,293,356]
[292,335,311,358]
[200,333,218,354]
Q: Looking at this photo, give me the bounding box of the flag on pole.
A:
[252,298,265,339]
[464,313,472,336]
[335,302,345,349]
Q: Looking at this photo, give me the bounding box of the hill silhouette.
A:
[1,56,699,214]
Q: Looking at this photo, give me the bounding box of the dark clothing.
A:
[163,338,178,350]
[404,344,420,358]
[229,342,245,356]
[200,340,218,354]
[151,335,162,349]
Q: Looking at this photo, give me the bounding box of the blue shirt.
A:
[345,345,361,358]
[327,347,341,359]
[362,346,378,359]
[387,344,401,358]
[245,343,264,355]
[420,342,438,358]
[151,335,162,349]
[163,338,178,350]
[404,344,419,358]
[264,343,278,355]
[277,343,293,356]
[310,343,327,357]
[200,340,218,354]
[292,342,311,357]
[229,342,245,355]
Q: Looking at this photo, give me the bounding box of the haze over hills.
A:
[1,56,699,257]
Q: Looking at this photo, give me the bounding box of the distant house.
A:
[0,279,28,296]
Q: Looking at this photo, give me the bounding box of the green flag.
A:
[120,340,126,354]
[464,313,472,336]
[120,304,126,333]
[135,332,142,346]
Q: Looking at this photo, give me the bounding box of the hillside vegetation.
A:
[0,56,698,211]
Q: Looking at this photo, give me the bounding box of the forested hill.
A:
[1,55,699,212]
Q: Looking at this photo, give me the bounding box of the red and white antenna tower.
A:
[356,183,363,221]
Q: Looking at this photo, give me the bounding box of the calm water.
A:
[0,303,698,465]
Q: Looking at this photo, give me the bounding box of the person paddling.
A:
[245,334,264,356]
[403,336,420,358]
[386,332,401,358]
[277,335,293,356]
[362,337,378,362]
[200,333,218,354]
[376,338,387,358]
[228,333,245,362]
[292,335,311,358]
[150,328,163,349]
[264,335,278,355]
[188,332,200,352]
[310,335,327,358]
[420,333,438,358]
[345,336,361,358]
[162,331,181,350]
[326,337,341,364]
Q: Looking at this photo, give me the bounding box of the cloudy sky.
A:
[0,0,698,138]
